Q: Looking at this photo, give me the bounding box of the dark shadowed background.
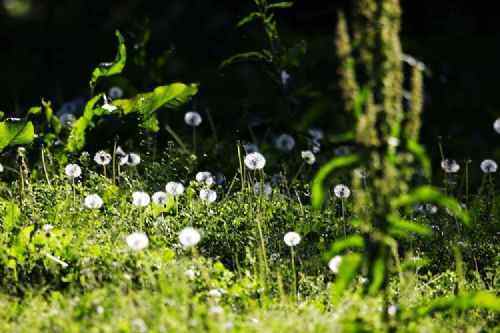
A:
[1,0,499,162]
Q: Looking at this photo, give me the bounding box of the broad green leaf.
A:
[387,214,432,237]
[267,2,294,10]
[2,202,20,232]
[90,30,127,90]
[65,94,103,152]
[326,235,365,258]
[330,253,362,302]
[311,154,360,209]
[0,120,35,151]
[114,83,198,131]
[220,51,272,69]
[391,186,470,225]
[415,292,500,317]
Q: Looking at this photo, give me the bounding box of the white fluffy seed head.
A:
[165,182,185,196]
[0,163,3,173]
[195,171,214,186]
[152,191,168,205]
[184,111,202,127]
[199,189,217,203]
[480,159,498,173]
[244,152,266,170]
[132,191,150,207]
[108,86,124,99]
[494,118,500,134]
[84,194,103,209]
[283,232,301,247]
[179,227,201,247]
[64,163,82,179]
[275,134,295,152]
[441,159,460,173]
[126,232,149,251]
[281,70,291,86]
[253,182,272,196]
[334,184,351,199]
[301,150,316,165]
[120,153,141,167]
[328,255,342,274]
[94,151,112,166]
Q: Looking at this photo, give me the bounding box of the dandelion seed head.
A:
[301,150,316,165]
[132,191,150,207]
[283,231,301,247]
[0,163,3,173]
[208,289,223,298]
[253,182,272,196]
[308,128,324,141]
[60,113,76,127]
[108,86,123,99]
[334,184,351,199]
[493,118,500,134]
[387,305,398,317]
[84,194,103,209]
[94,151,111,166]
[328,255,342,274]
[281,70,291,86]
[165,182,185,196]
[244,152,266,170]
[126,232,149,251]
[275,134,295,152]
[199,189,217,203]
[179,227,201,247]
[195,171,214,186]
[480,159,498,173]
[152,191,168,205]
[64,163,82,179]
[184,111,202,127]
[441,159,460,173]
[120,153,141,167]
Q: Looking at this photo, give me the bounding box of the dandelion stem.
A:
[41,145,52,188]
[291,246,297,302]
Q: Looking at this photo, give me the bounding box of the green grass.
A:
[0,149,498,332]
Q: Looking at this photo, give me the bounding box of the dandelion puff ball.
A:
[275,134,295,152]
[195,171,214,186]
[152,191,168,205]
[283,232,301,247]
[199,189,217,203]
[244,152,266,170]
[328,255,343,274]
[126,232,149,251]
[480,159,498,173]
[132,192,150,207]
[165,182,185,197]
[184,111,202,127]
[179,227,201,247]
[64,163,82,179]
[120,153,141,167]
[84,194,103,209]
[440,159,460,173]
[494,118,500,134]
[334,184,351,199]
[301,150,316,165]
[94,151,112,166]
